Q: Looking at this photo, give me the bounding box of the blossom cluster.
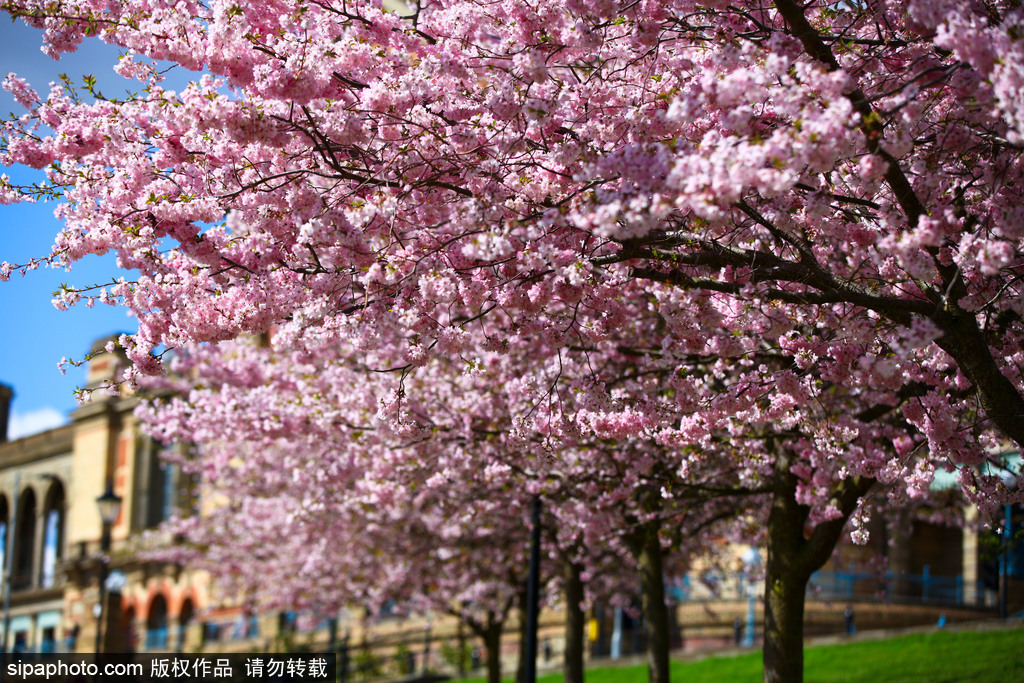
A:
[2,0,1024,623]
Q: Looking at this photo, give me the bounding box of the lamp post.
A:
[94,484,122,657]
[523,495,542,683]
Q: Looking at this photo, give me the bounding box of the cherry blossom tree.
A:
[141,312,913,683]
[140,336,538,683]
[4,1,1024,681]
[141,332,718,683]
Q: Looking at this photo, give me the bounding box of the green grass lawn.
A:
[459,625,1024,682]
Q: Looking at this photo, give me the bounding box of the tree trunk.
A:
[763,561,809,683]
[638,524,671,683]
[483,621,503,683]
[762,502,810,683]
[762,460,874,683]
[563,561,586,683]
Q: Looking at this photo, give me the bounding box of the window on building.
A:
[201,622,221,644]
[136,442,197,531]
[40,627,56,654]
[248,614,260,638]
[40,480,65,589]
[160,462,178,523]
[146,595,169,651]
[0,494,8,580]
[13,489,36,590]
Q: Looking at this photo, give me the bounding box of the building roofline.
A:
[0,422,74,469]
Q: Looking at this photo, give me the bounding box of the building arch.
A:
[40,478,65,588]
[145,593,169,651]
[12,488,36,590]
[0,494,8,575]
[138,580,164,620]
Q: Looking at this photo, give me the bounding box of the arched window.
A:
[0,495,9,581]
[40,480,65,588]
[146,595,169,651]
[13,489,36,590]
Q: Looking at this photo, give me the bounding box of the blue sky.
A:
[0,17,189,438]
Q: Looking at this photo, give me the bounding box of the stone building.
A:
[0,336,208,655]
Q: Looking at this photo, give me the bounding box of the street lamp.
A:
[523,495,542,683]
[94,484,121,656]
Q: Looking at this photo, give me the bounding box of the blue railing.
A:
[145,626,168,650]
[809,566,985,604]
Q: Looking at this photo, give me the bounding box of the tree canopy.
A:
[3,1,1024,681]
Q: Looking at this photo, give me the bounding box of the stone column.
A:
[961,504,980,605]
[32,504,47,588]
[167,615,181,652]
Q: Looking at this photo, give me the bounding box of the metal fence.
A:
[809,567,986,605]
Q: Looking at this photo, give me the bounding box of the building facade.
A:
[0,336,208,655]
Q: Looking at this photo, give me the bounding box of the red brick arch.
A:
[139,581,174,621]
[170,585,202,618]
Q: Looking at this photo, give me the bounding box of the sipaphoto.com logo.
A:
[7,659,143,680]
[3,652,337,682]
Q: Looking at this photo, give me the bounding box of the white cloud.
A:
[8,407,68,440]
